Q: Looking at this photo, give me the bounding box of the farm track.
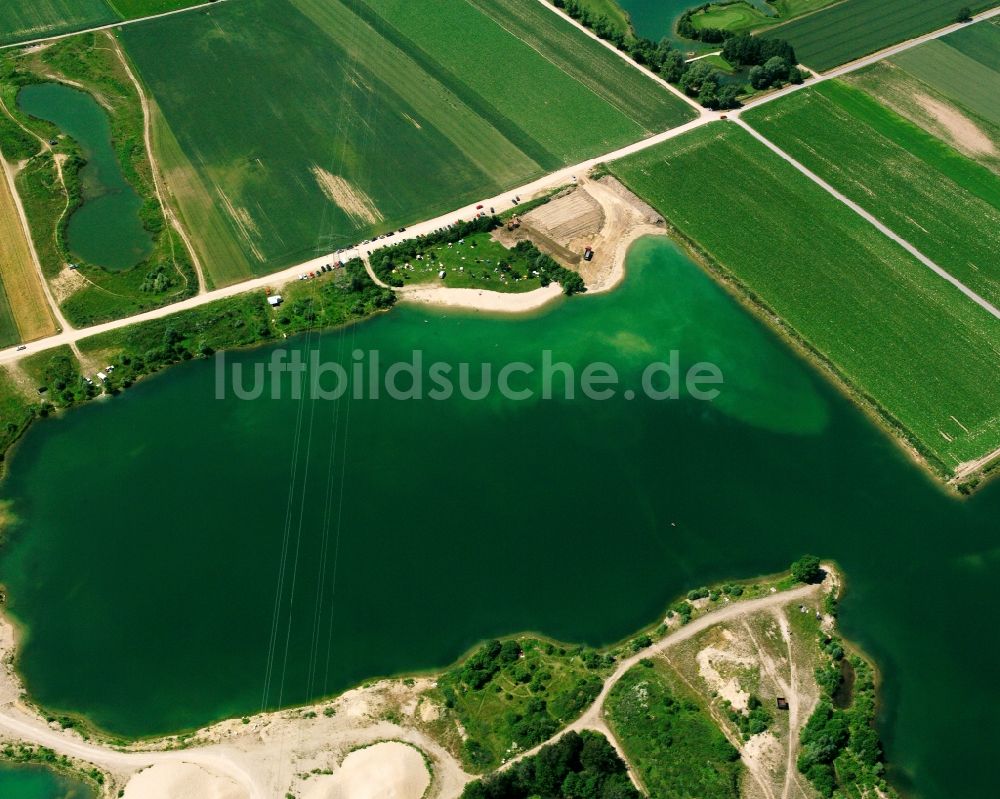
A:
[733,116,1000,320]
[3,6,1000,370]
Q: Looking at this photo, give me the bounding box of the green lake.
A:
[618,0,694,40]
[0,763,95,799]
[617,0,775,41]
[17,82,153,272]
[1,238,998,799]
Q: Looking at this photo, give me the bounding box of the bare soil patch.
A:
[312,167,383,225]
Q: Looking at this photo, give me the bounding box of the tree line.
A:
[549,1,804,108]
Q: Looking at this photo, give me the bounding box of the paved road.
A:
[3,6,999,368]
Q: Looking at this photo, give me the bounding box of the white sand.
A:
[398,282,563,313]
[122,762,249,799]
[302,742,429,799]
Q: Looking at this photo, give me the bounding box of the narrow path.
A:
[108,33,206,294]
[0,0,236,52]
[733,117,1000,320]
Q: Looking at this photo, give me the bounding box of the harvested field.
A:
[0,159,54,343]
[609,123,1000,471]
[120,0,693,281]
[765,0,998,72]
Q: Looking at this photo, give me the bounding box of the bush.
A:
[791,555,823,584]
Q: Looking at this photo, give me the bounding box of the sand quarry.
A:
[0,564,835,799]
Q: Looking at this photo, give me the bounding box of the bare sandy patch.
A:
[49,265,88,303]
[399,282,563,314]
[914,93,997,156]
[696,641,754,712]
[312,168,383,225]
[302,742,429,799]
[122,762,249,799]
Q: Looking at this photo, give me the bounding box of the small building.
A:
[776,697,789,711]
[268,295,283,307]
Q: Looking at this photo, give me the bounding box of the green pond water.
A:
[0,763,95,799]
[618,0,694,40]
[1,238,998,799]
[618,0,775,41]
[17,83,153,272]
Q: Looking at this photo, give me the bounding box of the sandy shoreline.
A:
[392,175,665,315]
[397,281,564,314]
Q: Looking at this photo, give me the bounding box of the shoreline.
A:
[0,563,850,798]
[624,214,1000,496]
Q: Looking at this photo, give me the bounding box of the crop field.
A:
[844,61,1000,172]
[608,123,1000,471]
[0,165,55,344]
[0,1,206,46]
[764,0,998,72]
[890,27,1000,128]
[121,0,693,284]
[743,81,1000,308]
[0,1,114,46]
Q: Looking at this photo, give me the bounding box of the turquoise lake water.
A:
[0,238,997,799]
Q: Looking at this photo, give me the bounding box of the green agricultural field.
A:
[765,0,998,72]
[843,20,1000,172]
[0,1,207,47]
[891,40,1000,128]
[844,62,1000,173]
[107,0,204,16]
[609,123,1000,472]
[0,280,18,348]
[743,81,1000,307]
[121,0,693,285]
[941,16,1000,69]
[0,1,115,46]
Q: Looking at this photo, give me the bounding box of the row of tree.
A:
[549,1,801,110]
